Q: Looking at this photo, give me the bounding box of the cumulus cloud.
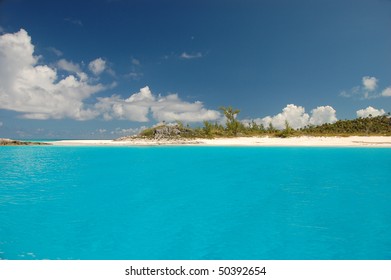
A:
[341,76,390,99]
[382,87,391,97]
[356,106,385,118]
[89,58,106,75]
[0,29,105,120]
[0,29,221,124]
[259,104,310,129]
[57,58,82,74]
[96,87,153,122]
[95,86,221,123]
[362,76,378,91]
[275,105,309,129]
[242,104,338,130]
[309,106,338,126]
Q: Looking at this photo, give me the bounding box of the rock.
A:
[114,124,195,141]
[153,126,181,139]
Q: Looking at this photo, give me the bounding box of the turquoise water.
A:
[0,146,390,260]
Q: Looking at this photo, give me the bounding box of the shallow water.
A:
[0,146,390,259]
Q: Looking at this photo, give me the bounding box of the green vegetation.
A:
[275,120,295,138]
[139,127,155,137]
[299,115,391,136]
[0,138,50,146]
[137,108,391,139]
[219,106,243,136]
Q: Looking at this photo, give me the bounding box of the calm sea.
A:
[0,146,390,260]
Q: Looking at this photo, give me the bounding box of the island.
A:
[0,138,50,146]
[49,113,391,147]
[3,108,391,147]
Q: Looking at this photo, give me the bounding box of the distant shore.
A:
[0,138,49,146]
[48,136,391,147]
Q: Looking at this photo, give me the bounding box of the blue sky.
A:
[0,0,390,139]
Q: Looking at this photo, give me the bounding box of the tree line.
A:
[139,107,391,138]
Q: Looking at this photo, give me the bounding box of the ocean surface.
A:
[0,146,390,260]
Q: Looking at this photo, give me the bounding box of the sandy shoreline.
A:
[48,136,391,147]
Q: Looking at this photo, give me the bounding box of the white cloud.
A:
[57,58,82,74]
[242,104,338,129]
[0,26,5,34]
[309,106,338,126]
[89,58,106,75]
[151,94,220,123]
[356,106,385,118]
[0,30,220,123]
[57,59,88,81]
[96,86,221,123]
[362,76,378,91]
[341,76,390,99]
[382,87,391,97]
[262,104,310,129]
[180,52,203,59]
[0,29,105,120]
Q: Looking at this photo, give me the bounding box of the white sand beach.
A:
[49,136,391,147]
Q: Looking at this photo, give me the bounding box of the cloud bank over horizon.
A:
[356,106,385,118]
[95,86,221,123]
[241,104,338,130]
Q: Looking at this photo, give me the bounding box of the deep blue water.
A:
[0,146,390,260]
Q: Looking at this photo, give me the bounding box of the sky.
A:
[0,0,390,139]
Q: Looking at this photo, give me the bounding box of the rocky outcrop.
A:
[153,125,181,139]
[0,138,50,146]
[115,124,194,141]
